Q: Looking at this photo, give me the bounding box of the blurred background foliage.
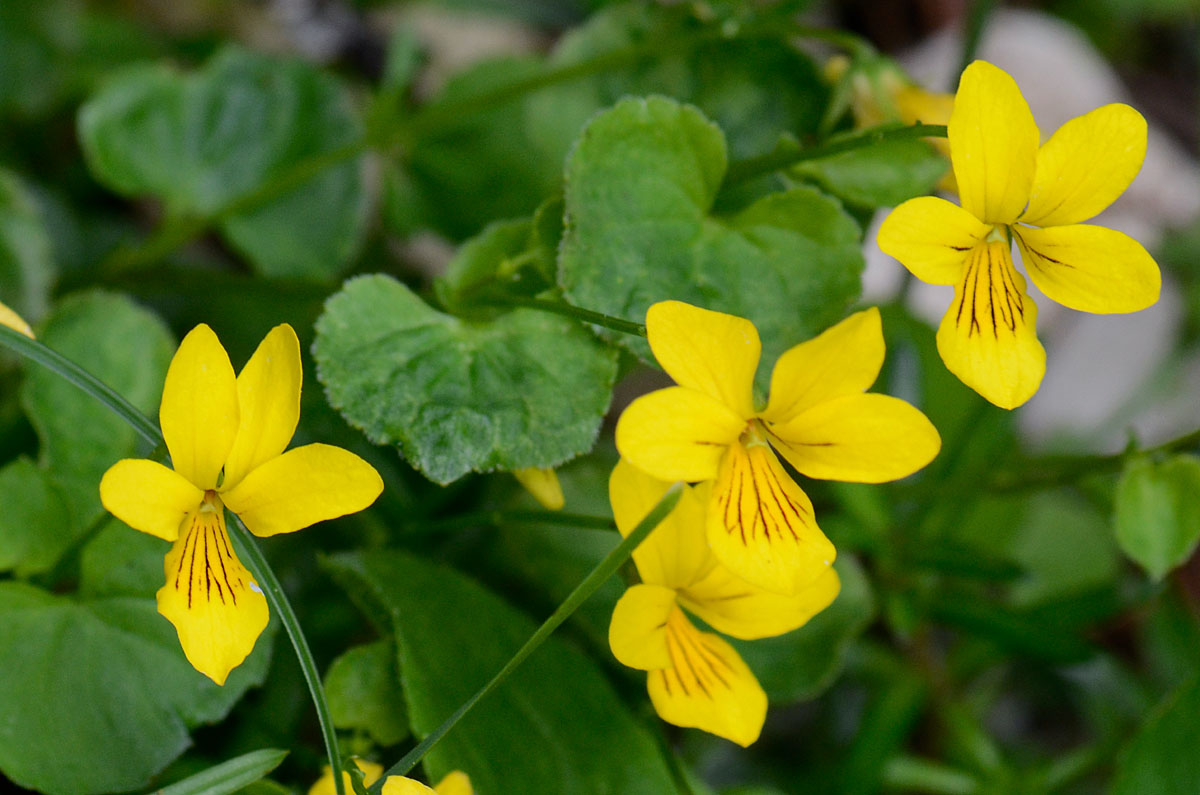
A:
[1,0,1199,793]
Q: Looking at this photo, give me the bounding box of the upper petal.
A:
[222,324,302,491]
[646,301,760,419]
[381,778,437,795]
[1015,224,1161,314]
[950,61,1039,224]
[681,563,840,640]
[434,771,474,795]
[937,242,1046,409]
[221,443,383,537]
[610,458,716,589]
[767,394,941,483]
[706,439,835,595]
[876,196,988,285]
[160,324,239,490]
[608,583,677,670]
[615,387,746,483]
[1021,104,1147,228]
[157,502,268,685]
[761,308,886,425]
[100,458,203,541]
[647,608,767,747]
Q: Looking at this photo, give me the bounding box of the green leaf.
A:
[791,134,948,209]
[1115,454,1200,580]
[325,549,678,795]
[20,291,174,526]
[433,217,554,314]
[559,96,863,368]
[0,169,54,323]
[1007,490,1118,607]
[314,274,617,484]
[1111,673,1200,795]
[78,46,366,279]
[733,555,875,702]
[156,749,288,795]
[325,640,410,747]
[0,457,71,576]
[0,578,272,795]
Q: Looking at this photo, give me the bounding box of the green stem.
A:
[483,296,647,337]
[369,483,683,791]
[0,325,348,795]
[227,514,345,795]
[722,123,947,188]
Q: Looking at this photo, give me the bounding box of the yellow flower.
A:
[382,771,473,795]
[0,299,34,339]
[100,324,383,684]
[309,759,385,795]
[607,460,839,746]
[615,301,939,594]
[512,467,564,510]
[877,60,1161,409]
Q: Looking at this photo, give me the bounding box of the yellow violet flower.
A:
[382,771,473,795]
[877,60,1161,409]
[608,460,839,746]
[615,301,939,594]
[100,323,383,684]
[309,759,385,795]
[512,466,565,510]
[0,299,34,338]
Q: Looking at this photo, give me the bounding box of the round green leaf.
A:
[559,96,863,368]
[325,641,410,747]
[1115,454,1200,580]
[78,46,366,279]
[0,457,71,577]
[324,550,677,795]
[314,274,617,484]
[792,135,949,209]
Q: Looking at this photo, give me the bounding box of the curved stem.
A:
[0,326,348,795]
[483,295,647,337]
[368,483,683,791]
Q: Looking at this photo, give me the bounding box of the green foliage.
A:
[559,96,863,368]
[154,749,288,795]
[1112,673,1200,794]
[791,134,949,209]
[314,274,617,484]
[78,47,366,280]
[0,170,54,323]
[325,550,677,795]
[0,458,71,576]
[1115,455,1200,580]
[325,641,410,747]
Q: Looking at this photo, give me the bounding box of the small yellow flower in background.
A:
[512,467,564,510]
[615,301,939,595]
[309,759,385,795]
[607,460,839,746]
[382,771,473,795]
[0,299,34,339]
[100,324,383,684]
[877,60,1161,409]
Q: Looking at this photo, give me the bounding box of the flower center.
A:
[985,225,1009,244]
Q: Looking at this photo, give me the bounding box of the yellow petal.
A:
[645,300,760,419]
[706,439,835,595]
[434,771,473,795]
[609,583,677,670]
[0,300,34,338]
[949,61,1039,225]
[221,443,383,538]
[222,324,302,491]
[767,394,941,483]
[513,467,564,510]
[761,308,886,425]
[647,608,767,747]
[681,563,840,640]
[309,760,385,795]
[610,459,716,589]
[895,84,955,128]
[936,242,1046,409]
[876,196,988,285]
[615,387,746,483]
[1015,224,1161,314]
[381,777,437,795]
[157,496,268,685]
[160,324,239,490]
[1021,104,1146,228]
[99,459,203,541]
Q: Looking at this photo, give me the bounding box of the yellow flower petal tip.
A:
[433,771,474,795]
[513,467,564,510]
[382,778,437,795]
[101,322,383,684]
[878,60,1158,407]
[0,300,34,338]
[309,760,384,795]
